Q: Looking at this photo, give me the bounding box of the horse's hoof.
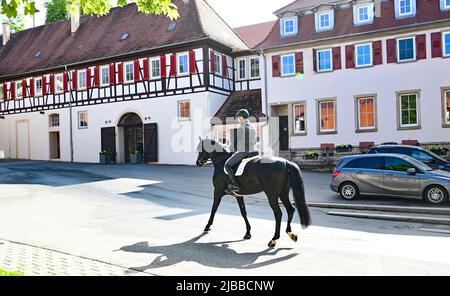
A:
[268,240,276,248]
[204,226,211,232]
[288,232,298,242]
[244,234,252,240]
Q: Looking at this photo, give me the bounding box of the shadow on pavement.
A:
[119,233,297,273]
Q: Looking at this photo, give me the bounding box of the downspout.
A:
[65,65,74,163]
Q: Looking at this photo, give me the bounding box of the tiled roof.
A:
[234,21,276,49]
[262,0,450,49]
[275,0,346,15]
[0,0,247,79]
[212,89,265,124]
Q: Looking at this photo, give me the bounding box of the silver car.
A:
[330,154,450,205]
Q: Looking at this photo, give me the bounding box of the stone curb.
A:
[309,202,450,215]
[327,211,450,226]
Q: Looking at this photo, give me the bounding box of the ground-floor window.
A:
[444,89,450,126]
[398,92,420,129]
[356,96,376,131]
[0,84,3,101]
[78,111,88,129]
[178,100,191,120]
[318,99,336,133]
[293,103,306,134]
[49,114,60,127]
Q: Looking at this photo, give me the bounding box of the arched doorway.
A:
[118,113,143,163]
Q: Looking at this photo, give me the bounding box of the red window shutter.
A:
[295,52,304,74]
[3,83,8,100]
[49,74,55,94]
[72,71,77,90]
[118,63,123,84]
[42,75,47,95]
[210,50,215,73]
[332,47,341,70]
[22,79,27,98]
[189,50,196,75]
[160,55,167,78]
[63,73,68,91]
[29,78,34,97]
[372,41,383,65]
[345,45,355,69]
[170,54,177,77]
[222,54,228,77]
[431,32,442,58]
[313,49,317,72]
[93,66,100,87]
[10,82,15,100]
[134,59,140,82]
[272,55,280,77]
[86,68,91,89]
[143,59,149,80]
[109,63,115,85]
[387,39,397,63]
[416,34,426,60]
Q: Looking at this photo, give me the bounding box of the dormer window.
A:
[353,3,374,25]
[315,10,334,32]
[280,16,298,37]
[395,0,416,18]
[441,0,450,11]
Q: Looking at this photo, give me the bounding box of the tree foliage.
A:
[8,13,25,32]
[44,0,68,24]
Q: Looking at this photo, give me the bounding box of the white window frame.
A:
[78,69,87,89]
[397,37,416,62]
[35,77,43,97]
[399,93,419,128]
[319,100,336,133]
[214,53,222,76]
[178,100,191,121]
[16,81,23,99]
[354,3,374,25]
[177,52,189,76]
[123,61,134,83]
[281,54,295,76]
[78,111,88,129]
[281,17,296,36]
[49,114,60,127]
[317,48,333,72]
[237,58,247,80]
[445,90,450,125]
[55,73,64,94]
[445,0,450,10]
[398,0,413,17]
[357,97,376,130]
[443,32,450,57]
[150,57,161,79]
[100,66,110,86]
[355,43,373,67]
[293,102,306,134]
[317,11,333,31]
[0,84,3,101]
[249,57,260,79]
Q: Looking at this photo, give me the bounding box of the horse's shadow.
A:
[118,232,298,273]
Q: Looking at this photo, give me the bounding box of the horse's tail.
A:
[287,161,311,228]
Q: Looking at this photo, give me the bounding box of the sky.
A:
[3,0,293,30]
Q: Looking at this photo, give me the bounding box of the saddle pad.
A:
[224,155,261,177]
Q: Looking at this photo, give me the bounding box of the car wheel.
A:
[424,185,448,205]
[339,182,359,200]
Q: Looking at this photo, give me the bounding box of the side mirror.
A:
[407,168,416,175]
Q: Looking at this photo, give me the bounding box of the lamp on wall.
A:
[0,116,4,119]
[40,111,45,115]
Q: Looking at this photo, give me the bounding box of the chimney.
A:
[2,22,10,45]
[70,8,80,34]
[374,0,381,18]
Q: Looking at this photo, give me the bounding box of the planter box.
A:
[130,154,143,164]
[99,154,111,165]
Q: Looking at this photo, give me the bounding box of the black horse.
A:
[196,138,311,247]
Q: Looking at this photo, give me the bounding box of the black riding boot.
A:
[224,167,241,195]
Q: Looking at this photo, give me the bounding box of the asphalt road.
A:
[0,160,450,275]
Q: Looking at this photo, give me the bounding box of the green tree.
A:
[1,0,179,20]
[45,0,68,24]
[8,14,25,33]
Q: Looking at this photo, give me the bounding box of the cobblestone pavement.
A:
[0,240,151,276]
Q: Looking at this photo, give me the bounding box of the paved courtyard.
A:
[0,160,450,276]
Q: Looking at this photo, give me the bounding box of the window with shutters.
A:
[49,114,60,127]
[281,54,295,76]
[354,3,374,25]
[397,37,416,62]
[444,32,450,57]
[250,57,260,78]
[150,58,161,79]
[316,11,333,31]
[55,73,64,93]
[281,17,297,36]
[237,58,246,80]
[16,81,23,99]
[0,84,3,101]
[355,43,372,67]
[293,103,306,134]
[398,93,419,128]
[318,100,336,133]
[356,97,376,131]
[123,62,134,83]
[178,100,190,120]
[78,111,88,129]
[35,77,43,96]
[213,53,222,76]
[177,52,189,76]
[78,70,87,89]
[100,66,109,86]
[317,49,333,72]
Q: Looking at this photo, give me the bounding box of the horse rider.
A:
[224,109,258,196]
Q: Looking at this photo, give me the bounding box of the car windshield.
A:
[426,149,447,164]
[402,155,434,171]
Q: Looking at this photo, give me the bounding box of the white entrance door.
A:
[16,120,30,160]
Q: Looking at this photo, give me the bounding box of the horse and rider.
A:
[196,109,311,247]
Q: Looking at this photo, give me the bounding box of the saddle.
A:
[224,152,261,177]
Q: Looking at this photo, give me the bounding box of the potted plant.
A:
[336,144,353,153]
[130,149,143,164]
[428,146,449,156]
[303,151,319,160]
[99,150,110,165]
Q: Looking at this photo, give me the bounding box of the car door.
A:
[383,157,421,197]
[348,157,385,195]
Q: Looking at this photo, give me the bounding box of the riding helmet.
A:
[235,109,250,119]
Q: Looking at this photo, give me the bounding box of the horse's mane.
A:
[203,138,231,153]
